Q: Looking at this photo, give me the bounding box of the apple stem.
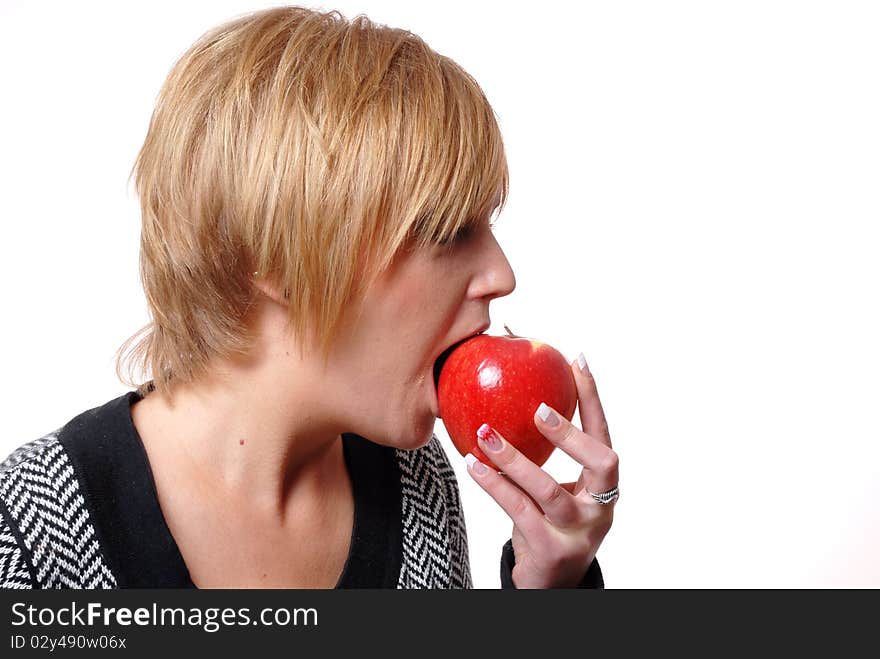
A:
[504,324,517,338]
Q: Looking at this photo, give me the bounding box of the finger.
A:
[475,423,582,527]
[535,401,620,497]
[572,353,612,448]
[499,473,541,511]
[464,451,552,543]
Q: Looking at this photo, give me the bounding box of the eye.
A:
[436,225,473,246]
[437,220,496,246]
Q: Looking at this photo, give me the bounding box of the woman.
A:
[0,5,618,589]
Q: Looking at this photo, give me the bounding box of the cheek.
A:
[380,278,459,341]
[388,266,438,307]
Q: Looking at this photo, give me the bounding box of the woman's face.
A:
[327,217,516,449]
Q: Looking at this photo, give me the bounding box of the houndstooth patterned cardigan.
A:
[0,391,474,589]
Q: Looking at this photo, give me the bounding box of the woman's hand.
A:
[465,354,619,588]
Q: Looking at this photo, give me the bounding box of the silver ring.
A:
[587,485,619,505]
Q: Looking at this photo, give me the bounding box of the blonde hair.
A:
[116,5,509,399]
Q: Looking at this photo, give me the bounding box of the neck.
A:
[131,353,346,524]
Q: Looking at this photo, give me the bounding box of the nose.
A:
[471,233,517,301]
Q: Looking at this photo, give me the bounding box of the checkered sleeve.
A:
[0,435,117,589]
[0,502,35,589]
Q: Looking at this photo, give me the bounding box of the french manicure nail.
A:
[537,402,560,427]
[465,453,488,475]
[577,352,589,374]
[476,423,502,451]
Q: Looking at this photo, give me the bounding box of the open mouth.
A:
[432,341,461,390]
[432,330,488,390]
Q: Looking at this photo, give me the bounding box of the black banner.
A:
[0,590,873,654]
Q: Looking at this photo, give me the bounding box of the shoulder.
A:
[0,433,65,589]
[0,427,117,589]
[0,432,64,589]
[394,435,472,588]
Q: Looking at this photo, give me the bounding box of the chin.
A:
[385,414,437,451]
[395,425,435,451]
[353,406,437,451]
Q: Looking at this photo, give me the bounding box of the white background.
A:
[1,0,878,588]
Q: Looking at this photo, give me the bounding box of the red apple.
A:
[436,328,578,467]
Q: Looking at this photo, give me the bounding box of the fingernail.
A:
[577,352,589,375]
[476,423,503,452]
[537,402,559,427]
[465,452,488,475]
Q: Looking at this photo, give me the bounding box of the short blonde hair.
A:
[116,5,509,399]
